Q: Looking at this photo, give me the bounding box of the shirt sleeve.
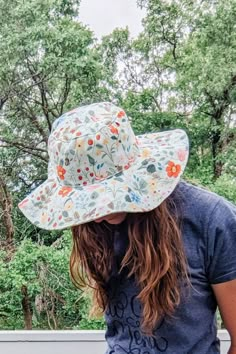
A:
[206,197,236,284]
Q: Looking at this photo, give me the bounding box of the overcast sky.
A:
[79,0,145,39]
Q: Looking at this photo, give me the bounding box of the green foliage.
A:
[209,174,236,203]
[78,317,106,330]
[0,231,91,330]
[73,291,106,330]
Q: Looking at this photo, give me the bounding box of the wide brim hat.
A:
[19,102,189,230]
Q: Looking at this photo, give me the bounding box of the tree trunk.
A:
[211,128,223,179]
[21,285,33,330]
[0,175,14,248]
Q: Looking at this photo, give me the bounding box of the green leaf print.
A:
[147,164,156,173]
[108,202,114,209]
[141,159,149,166]
[91,192,99,199]
[114,177,123,182]
[88,155,96,165]
[139,179,148,190]
[125,195,132,202]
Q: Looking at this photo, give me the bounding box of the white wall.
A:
[0,330,230,354]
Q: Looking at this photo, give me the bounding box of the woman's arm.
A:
[212,279,236,354]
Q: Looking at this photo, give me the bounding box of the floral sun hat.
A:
[19,102,189,230]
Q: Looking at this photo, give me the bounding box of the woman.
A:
[19,102,236,354]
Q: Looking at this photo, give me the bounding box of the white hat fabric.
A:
[19,102,189,230]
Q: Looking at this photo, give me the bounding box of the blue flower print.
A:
[130,192,141,203]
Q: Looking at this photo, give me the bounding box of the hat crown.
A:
[48,102,139,187]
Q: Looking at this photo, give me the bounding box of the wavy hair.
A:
[70,190,189,335]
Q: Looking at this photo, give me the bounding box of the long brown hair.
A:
[70,190,189,335]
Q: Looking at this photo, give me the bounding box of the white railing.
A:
[0,330,230,354]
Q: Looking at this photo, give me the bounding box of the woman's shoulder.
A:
[174,180,236,285]
[173,178,236,219]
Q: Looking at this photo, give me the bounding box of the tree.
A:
[177,0,236,177]
[99,0,236,181]
[0,0,110,243]
[0,0,103,185]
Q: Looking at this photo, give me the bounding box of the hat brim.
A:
[19,129,189,230]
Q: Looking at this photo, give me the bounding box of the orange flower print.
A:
[58,186,73,197]
[57,165,66,180]
[64,199,74,210]
[40,212,48,224]
[141,148,151,158]
[110,125,119,134]
[103,138,109,145]
[117,111,125,118]
[166,161,181,178]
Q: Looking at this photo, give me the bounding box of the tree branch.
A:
[1,140,48,163]
[1,138,47,154]
[21,103,49,143]
[57,74,72,116]
[25,57,53,132]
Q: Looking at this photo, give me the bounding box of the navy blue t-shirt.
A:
[104,181,236,354]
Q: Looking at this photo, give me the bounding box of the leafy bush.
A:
[0,231,93,330]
